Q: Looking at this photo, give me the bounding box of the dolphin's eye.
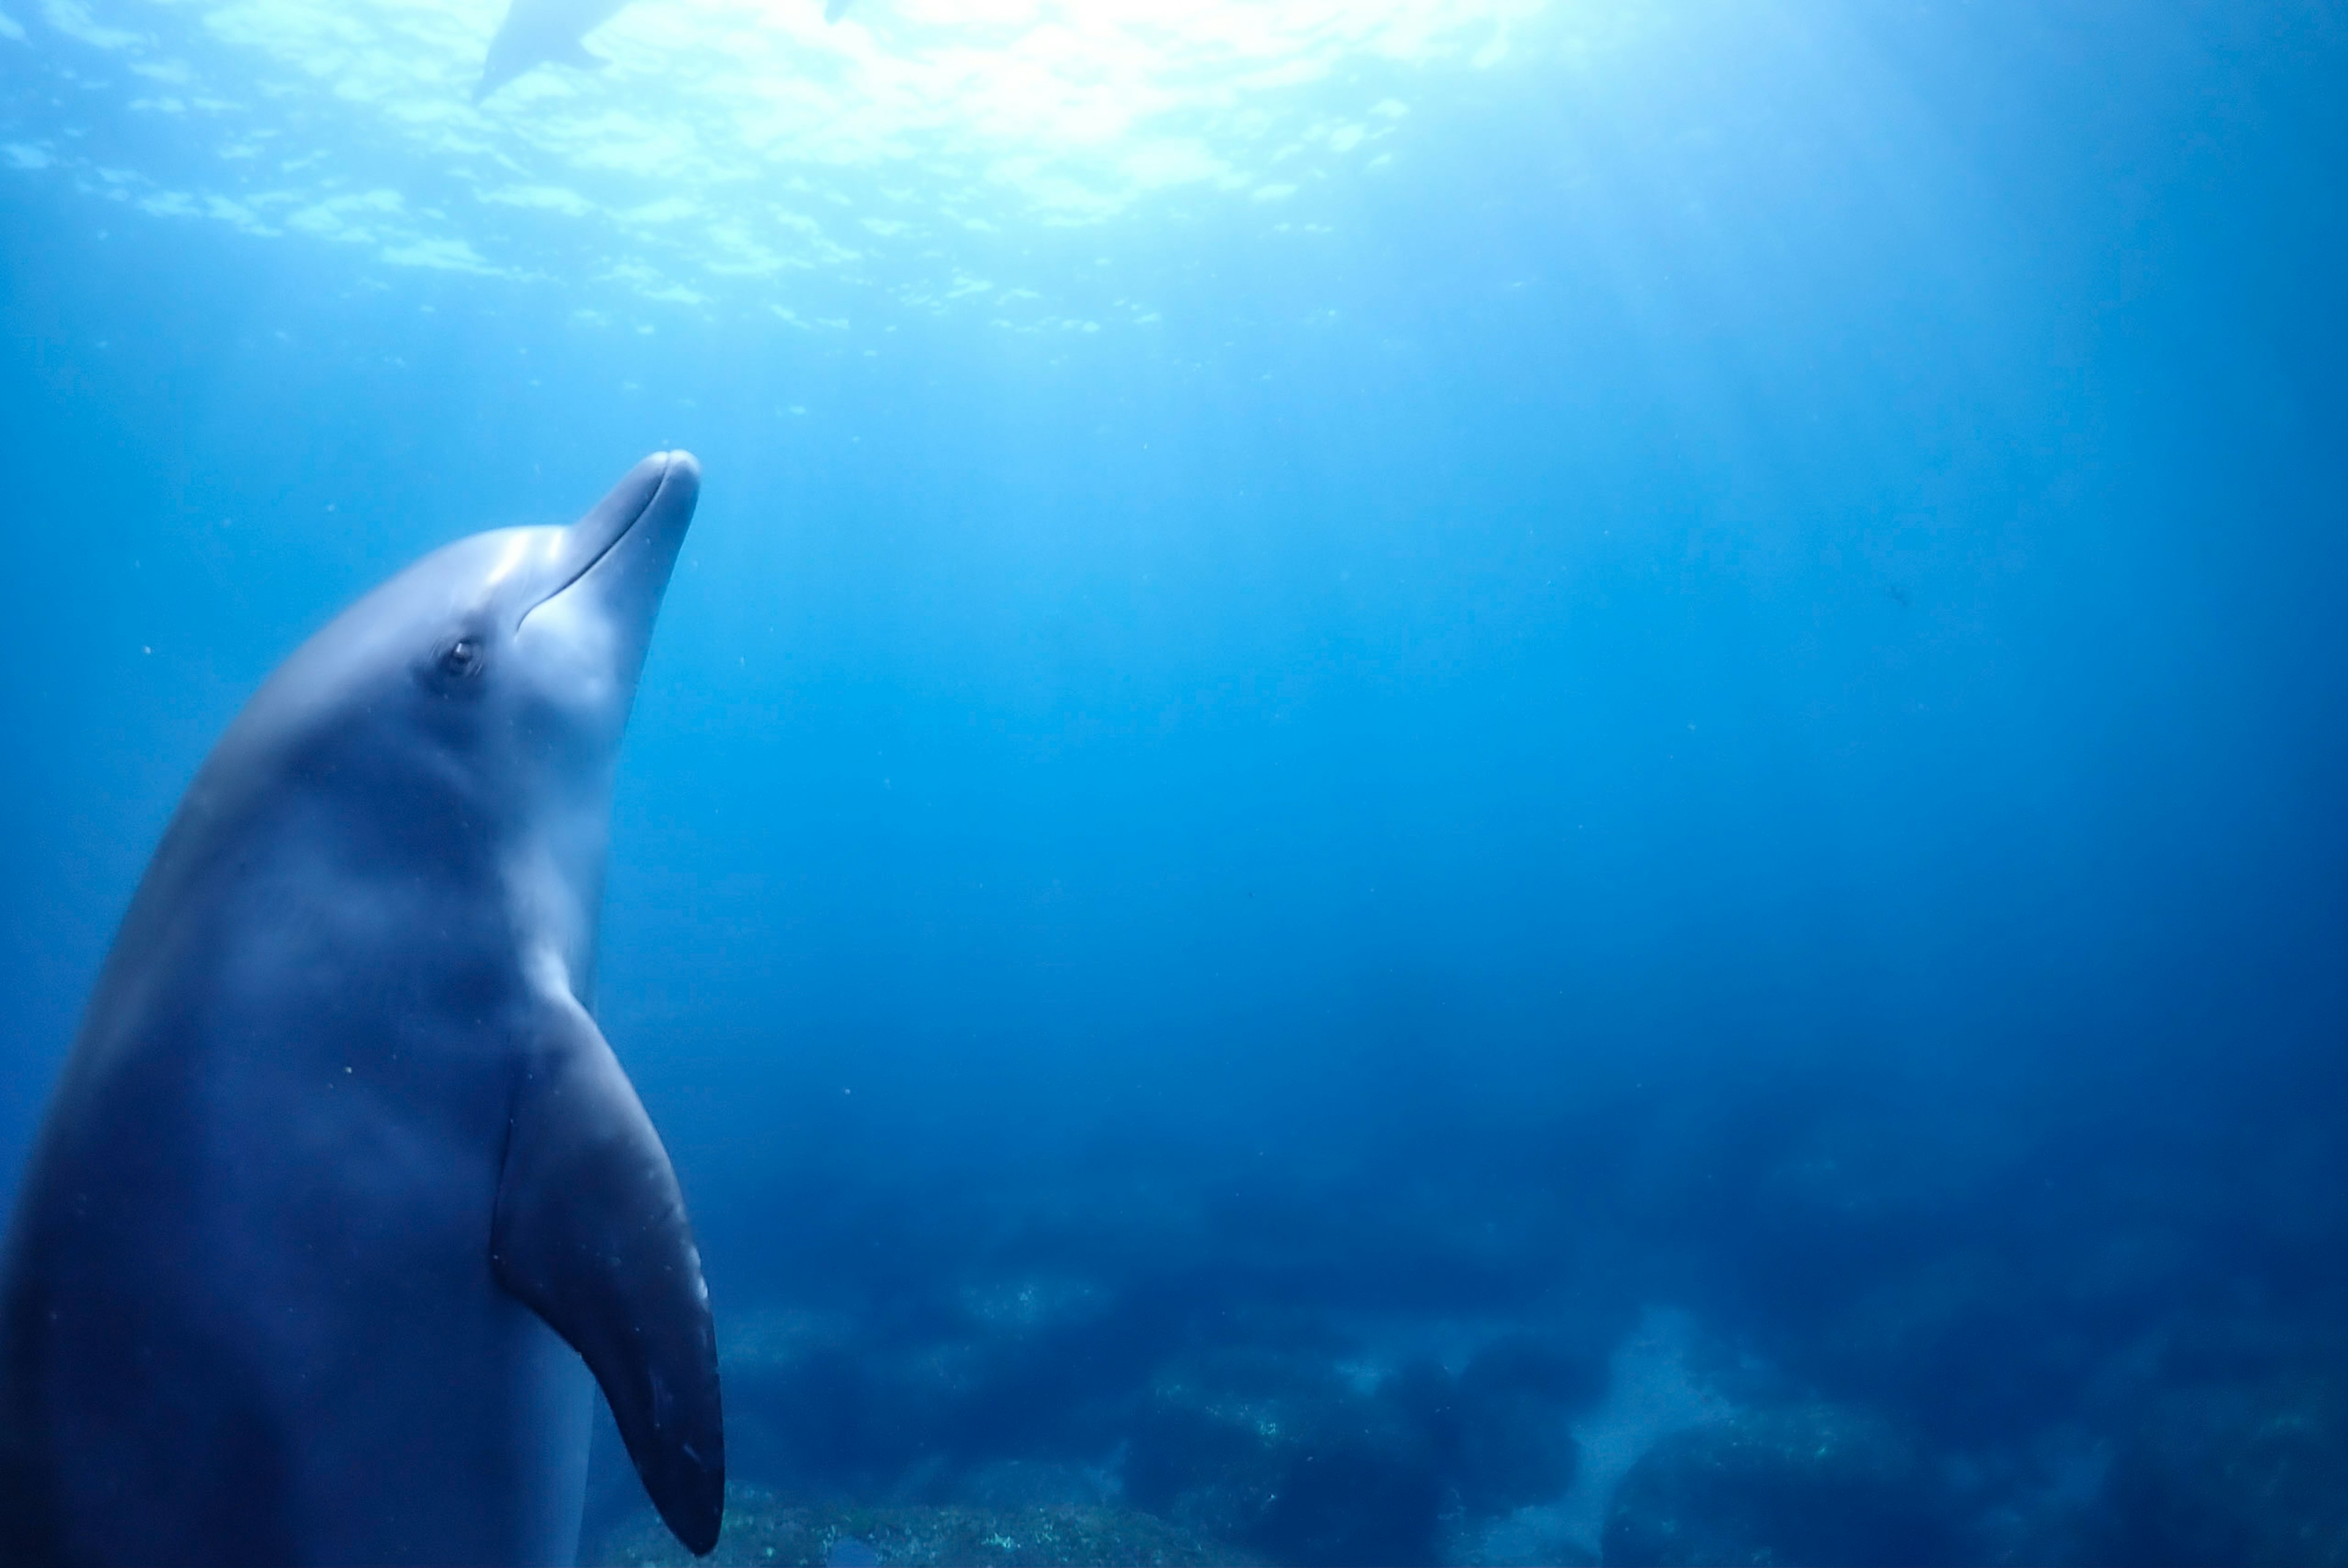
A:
[438,637,484,678]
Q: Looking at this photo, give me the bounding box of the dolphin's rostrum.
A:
[0,454,723,1564]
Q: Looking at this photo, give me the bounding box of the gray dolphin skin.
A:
[0,454,723,1565]
[476,0,633,101]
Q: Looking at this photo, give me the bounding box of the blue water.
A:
[4,0,2346,1561]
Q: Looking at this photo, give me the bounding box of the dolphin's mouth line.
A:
[515,454,673,631]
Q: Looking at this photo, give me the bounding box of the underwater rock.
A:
[712,1289,1145,1500]
[1379,1348,1585,1525]
[2096,1373,2348,1566]
[1445,1504,1602,1568]
[1601,1402,1961,1567]
[718,1308,938,1494]
[593,1484,1248,1567]
[1447,1338,1590,1514]
[701,1272,1600,1564]
[1123,1348,1444,1566]
[959,1457,1124,1509]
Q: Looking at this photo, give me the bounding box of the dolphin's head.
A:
[194,452,701,995]
[439,448,701,782]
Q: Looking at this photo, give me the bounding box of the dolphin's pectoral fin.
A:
[492,1000,723,1556]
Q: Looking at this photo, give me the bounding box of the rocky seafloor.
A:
[587,1064,2348,1567]
[588,1296,2348,1567]
[598,1488,1252,1568]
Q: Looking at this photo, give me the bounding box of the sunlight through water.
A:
[4,0,1608,315]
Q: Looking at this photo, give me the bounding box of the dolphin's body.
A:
[0,454,723,1566]
[476,0,632,101]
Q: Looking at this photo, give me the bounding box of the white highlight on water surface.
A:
[3,0,1604,314]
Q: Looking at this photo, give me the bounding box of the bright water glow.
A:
[7,0,1590,316]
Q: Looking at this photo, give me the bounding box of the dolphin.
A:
[476,0,633,102]
[0,454,723,1565]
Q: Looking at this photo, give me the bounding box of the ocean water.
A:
[3,0,2346,1562]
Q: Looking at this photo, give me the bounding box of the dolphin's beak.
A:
[522,451,700,639]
